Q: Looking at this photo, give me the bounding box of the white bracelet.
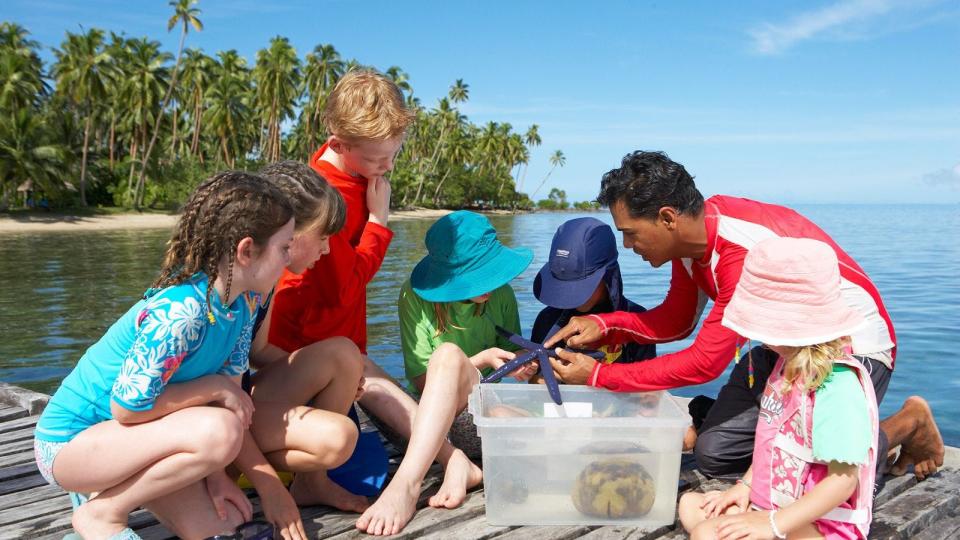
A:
[769,510,787,540]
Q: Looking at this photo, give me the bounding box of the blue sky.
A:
[5,0,959,203]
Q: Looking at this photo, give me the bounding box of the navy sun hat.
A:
[534,217,620,309]
[411,210,533,303]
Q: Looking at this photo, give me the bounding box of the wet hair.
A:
[596,151,704,219]
[154,171,293,313]
[323,70,414,141]
[258,160,346,235]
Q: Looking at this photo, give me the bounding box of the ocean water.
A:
[1,205,957,444]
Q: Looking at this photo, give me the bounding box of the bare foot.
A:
[290,471,370,513]
[356,476,420,536]
[889,396,945,480]
[428,449,483,509]
[72,499,130,540]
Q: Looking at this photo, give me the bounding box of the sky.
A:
[4,0,959,204]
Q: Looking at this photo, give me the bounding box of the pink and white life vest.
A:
[750,355,880,539]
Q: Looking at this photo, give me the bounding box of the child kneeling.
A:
[679,237,880,540]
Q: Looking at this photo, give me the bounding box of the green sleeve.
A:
[398,282,436,382]
[812,366,872,465]
[494,284,523,352]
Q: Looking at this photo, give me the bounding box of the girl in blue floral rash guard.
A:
[34,171,295,540]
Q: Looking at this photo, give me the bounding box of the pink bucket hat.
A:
[721,237,866,346]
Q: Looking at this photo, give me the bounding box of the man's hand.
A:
[548,349,599,385]
[543,316,603,348]
[366,176,391,226]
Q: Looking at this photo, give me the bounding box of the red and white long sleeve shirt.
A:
[588,195,896,392]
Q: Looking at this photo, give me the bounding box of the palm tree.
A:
[302,43,343,150]
[120,38,171,204]
[530,149,566,199]
[135,0,202,209]
[0,109,67,210]
[180,48,215,159]
[204,74,250,167]
[385,66,412,98]
[52,29,115,206]
[0,23,47,113]
[517,124,540,193]
[253,36,301,162]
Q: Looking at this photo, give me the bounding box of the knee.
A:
[428,343,469,373]
[195,408,244,465]
[306,413,359,468]
[328,336,363,370]
[690,522,715,540]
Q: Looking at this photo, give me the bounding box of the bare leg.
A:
[690,512,823,540]
[145,480,245,540]
[679,492,709,533]
[53,407,243,540]
[358,355,464,469]
[356,343,483,536]
[882,396,944,480]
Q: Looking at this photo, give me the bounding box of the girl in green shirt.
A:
[357,211,537,536]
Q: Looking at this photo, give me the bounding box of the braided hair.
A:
[153,170,293,315]
[258,160,346,235]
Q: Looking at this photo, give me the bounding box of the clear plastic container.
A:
[469,384,691,528]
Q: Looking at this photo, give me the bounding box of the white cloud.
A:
[748,0,948,55]
[923,164,960,189]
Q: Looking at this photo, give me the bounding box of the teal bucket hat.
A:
[411,210,533,302]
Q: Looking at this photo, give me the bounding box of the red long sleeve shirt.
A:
[268,143,393,354]
[588,196,896,392]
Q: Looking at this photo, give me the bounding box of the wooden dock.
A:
[1,383,958,540]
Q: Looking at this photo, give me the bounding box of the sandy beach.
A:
[0,208,455,234]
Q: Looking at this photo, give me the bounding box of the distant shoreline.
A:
[0,208,461,234]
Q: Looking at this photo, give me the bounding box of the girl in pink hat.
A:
[679,237,880,540]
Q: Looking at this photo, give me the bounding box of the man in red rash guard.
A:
[546,151,944,482]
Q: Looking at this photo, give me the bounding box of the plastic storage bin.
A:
[469,384,690,528]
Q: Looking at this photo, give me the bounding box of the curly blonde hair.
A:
[781,337,849,392]
[323,70,414,142]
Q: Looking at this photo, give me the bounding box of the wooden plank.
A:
[0,451,36,469]
[910,510,960,540]
[0,425,38,444]
[0,471,46,496]
[576,524,674,539]
[324,489,486,539]
[0,483,63,511]
[0,462,39,483]
[0,406,28,423]
[0,383,48,415]
[0,490,73,527]
[0,437,34,458]
[874,474,917,507]
[868,470,960,539]
[414,513,513,540]
[489,524,593,540]
[0,416,38,436]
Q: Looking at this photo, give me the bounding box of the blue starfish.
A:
[480,325,605,405]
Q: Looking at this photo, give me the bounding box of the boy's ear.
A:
[328,136,347,154]
[235,236,257,267]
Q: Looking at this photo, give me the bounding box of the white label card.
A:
[543,401,593,418]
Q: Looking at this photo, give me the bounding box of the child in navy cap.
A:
[531,217,655,368]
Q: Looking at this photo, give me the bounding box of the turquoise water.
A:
[0,206,957,444]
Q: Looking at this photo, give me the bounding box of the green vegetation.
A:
[0,1,593,212]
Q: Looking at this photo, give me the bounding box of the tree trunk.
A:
[191,93,202,156]
[79,115,92,207]
[134,28,187,210]
[432,168,452,207]
[126,138,138,206]
[108,115,116,171]
[170,106,179,157]
[134,125,149,208]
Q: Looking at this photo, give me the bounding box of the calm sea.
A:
[1,206,957,444]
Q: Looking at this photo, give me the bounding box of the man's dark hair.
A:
[597,151,704,219]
